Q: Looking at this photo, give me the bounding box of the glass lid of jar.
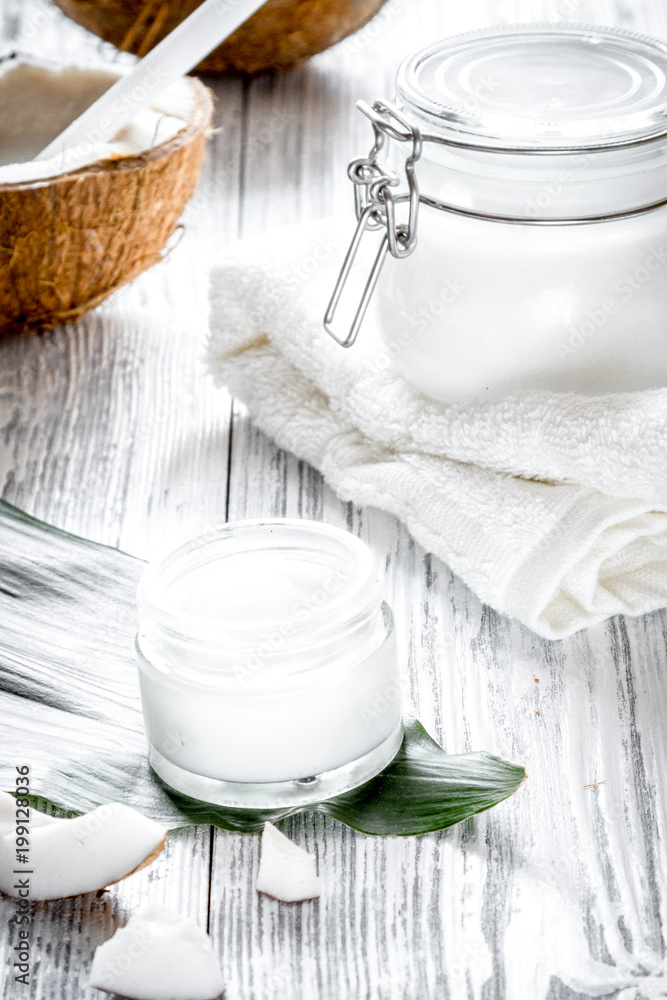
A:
[396,24,667,151]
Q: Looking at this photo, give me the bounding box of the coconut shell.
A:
[0,77,213,334]
[53,0,390,75]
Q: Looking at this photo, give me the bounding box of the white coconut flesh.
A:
[89,904,225,1000]
[0,800,167,900]
[256,821,321,902]
[0,57,197,185]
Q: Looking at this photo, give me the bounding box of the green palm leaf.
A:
[0,500,524,835]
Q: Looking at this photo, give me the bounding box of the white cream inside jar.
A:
[0,57,194,185]
[136,520,403,808]
[338,24,667,400]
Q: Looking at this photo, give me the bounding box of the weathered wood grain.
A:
[1,0,666,997]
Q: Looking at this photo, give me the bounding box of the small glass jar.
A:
[136,519,402,808]
[326,24,667,401]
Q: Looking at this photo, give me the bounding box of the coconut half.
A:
[0,56,213,332]
[0,800,167,900]
[89,904,225,1000]
[53,0,390,75]
[256,821,320,903]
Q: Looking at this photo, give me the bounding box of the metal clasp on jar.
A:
[324,100,422,348]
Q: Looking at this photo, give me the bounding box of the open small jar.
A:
[326,24,667,400]
[136,520,403,809]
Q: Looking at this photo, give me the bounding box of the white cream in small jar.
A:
[327,25,667,401]
[136,520,402,808]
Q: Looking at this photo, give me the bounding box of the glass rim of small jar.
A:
[137,518,384,656]
[396,23,667,156]
[135,606,395,691]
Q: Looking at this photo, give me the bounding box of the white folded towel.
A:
[208,218,667,640]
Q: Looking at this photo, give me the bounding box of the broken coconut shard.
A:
[89,905,224,1000]
[0,794,167,901]
[256,822,321,903]
[136,520,404,810]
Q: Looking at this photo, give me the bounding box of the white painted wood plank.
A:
[0,825,212,1000]
[0,4,230,997]
[0,5,243,562]
[211,1,667,998]
[1,0,665,997]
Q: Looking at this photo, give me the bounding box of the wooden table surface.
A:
[1,0,666,998]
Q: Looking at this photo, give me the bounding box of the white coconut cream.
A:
[0,58,194,184]
[136,520,403,808]
[335,25,667,399]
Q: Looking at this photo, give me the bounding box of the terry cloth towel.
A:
[208,218,667,640]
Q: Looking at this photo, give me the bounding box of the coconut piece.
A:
[89,904,224,1000]
[256,821,320,902]
[0,59,198,183]
[0,790,60,836]
[0,802,167,901]
[53,0,389,75]
[0,56,213,333]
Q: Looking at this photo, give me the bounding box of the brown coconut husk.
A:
[0,71,213,334]
[53,0,390,75]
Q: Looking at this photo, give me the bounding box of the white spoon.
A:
[37,0,268,162]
